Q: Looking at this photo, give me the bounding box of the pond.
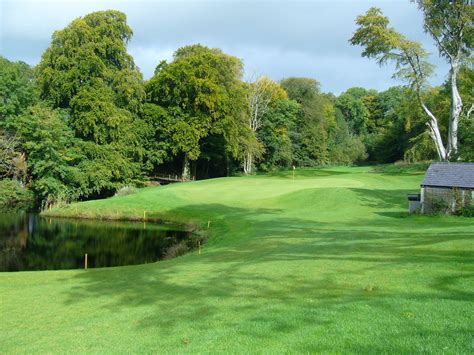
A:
[0,212,194,272]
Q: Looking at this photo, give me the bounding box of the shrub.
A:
[0,179,34,210]
[456,205,474,217]
[430,198,450,215]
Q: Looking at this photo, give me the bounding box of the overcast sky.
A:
[0,0,449,94]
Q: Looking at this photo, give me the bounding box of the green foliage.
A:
[350,7,434,91]
[141,103,170,168]
[257,99,299,171]
[413,0,473,63]
[0,129,27,181]
[36,10,144,113]
[35,9,145,149]
[429,197,451,215]
[0,179,34,210]
[11,105,143,207]
[29,10,146,204]
[456,205,474,217]
[146,44,249,175]
[351,4,473,161]
[280,77,320,104]
[458,114,474,161]
[1,8,469,206]
[335,89,370,136]
[36,10,144,144]
[282,78,366,166]
[327,114,367,164]
[451,66,474,161]
[13,105,80,206]
[0,57,38,124]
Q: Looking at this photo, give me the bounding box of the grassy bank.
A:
[1,166,473,352]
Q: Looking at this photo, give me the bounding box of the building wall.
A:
[422,187,473,214]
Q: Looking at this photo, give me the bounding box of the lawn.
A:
[1,166,473,353]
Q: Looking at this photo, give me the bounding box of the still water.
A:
[0,212,192,272]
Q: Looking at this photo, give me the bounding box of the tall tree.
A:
[281,77,366,166]
[350,2,473,161]
[279,77,320,104]
[256,99,300,171]
[146,44,249,180]
[335,89,371,136]
[0,57,38,124]
[36,10,144,143]
[244,76,287,173]
[34,10,146,201]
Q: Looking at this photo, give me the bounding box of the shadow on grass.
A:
[369,163,429,175]
[58,198,474,351]
[262,168,350,179]
[350,188,412,210]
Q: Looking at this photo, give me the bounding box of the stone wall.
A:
[422,187,473,214]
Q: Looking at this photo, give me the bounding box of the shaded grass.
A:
[1,166,473,353]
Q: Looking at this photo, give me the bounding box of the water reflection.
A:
[0,212,192,271]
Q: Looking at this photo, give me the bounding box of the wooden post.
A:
[84,253,88,270]
[198,241,201,255]
[143,210,146,220]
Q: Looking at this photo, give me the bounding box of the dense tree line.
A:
[0,7,472,209]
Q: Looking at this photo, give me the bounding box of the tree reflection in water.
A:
[0,212,192,271]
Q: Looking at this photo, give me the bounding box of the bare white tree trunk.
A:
[244,77,274,174]
[182,154,191,181]
[421,103,447,161]
[243,152,253,174]
[466,103,473,119]
[409,1,469,161]
[447,61,463,159]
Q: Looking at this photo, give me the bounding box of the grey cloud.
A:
[0,0,450,94]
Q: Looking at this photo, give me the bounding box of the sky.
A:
[0,0,450,94]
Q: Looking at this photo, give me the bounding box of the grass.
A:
[1,166,473,353]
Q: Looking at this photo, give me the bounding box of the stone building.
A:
[419,162,474,214]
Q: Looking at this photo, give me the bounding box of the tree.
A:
[280,77,320,104]
[146,44,249,179]
[350,2,473,161]
[34,10,146,199]
[13,105,80,207]
[335,89,370,136]
[36,10,144,143]
[244,76,287,173]
[257,99,300,171]
[0,130,27,181]
[328,113,367,164]
[0,57,38,124]
[281,77,366,166]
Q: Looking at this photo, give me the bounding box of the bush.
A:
[456,205,474,217]
[430,198,451,215]
[0,179,34,210]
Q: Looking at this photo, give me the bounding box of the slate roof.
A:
[421,162,474,189]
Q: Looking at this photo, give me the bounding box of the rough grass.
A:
[1,166,473,353]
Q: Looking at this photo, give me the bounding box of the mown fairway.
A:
[1,166,473,353]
